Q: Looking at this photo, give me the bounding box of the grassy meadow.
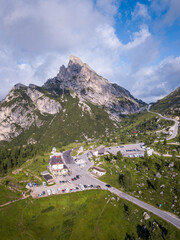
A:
[97,154,180,216]
[0,190,179,240]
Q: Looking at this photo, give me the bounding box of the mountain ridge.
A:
[151,86,180,117]
[0,55,146,143]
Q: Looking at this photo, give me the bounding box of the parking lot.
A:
[105,143,145,157]
[29,144,145,198]
[30,160,102,198]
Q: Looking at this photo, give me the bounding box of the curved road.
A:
[63,150,180,229]
[147,105,179,140]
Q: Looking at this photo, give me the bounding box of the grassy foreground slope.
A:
[0,190,179,240]
[98,154,180,216]
[0,184,21,205]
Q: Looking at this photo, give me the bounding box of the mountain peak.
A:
[13,83,27,90]
[43,56,145,116]
[69,55,84,66]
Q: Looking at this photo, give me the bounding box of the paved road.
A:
[63,150,180,229]
[147,105,179,140]
[63,150,75,164]
[153,151,180,158]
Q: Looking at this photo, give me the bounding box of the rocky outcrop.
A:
[0,84,62,141]
[0,55,146,142]
[44,55,144,116]
[27,88,62,114]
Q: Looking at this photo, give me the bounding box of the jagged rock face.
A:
[0,85,62,141]
[27,88,62,114]
[0,55,146,142]
[44,56,142,115]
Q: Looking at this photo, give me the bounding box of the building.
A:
[51,147,56,154]
[43,174,54,184]
[93,145,105,156]
[92,166,106,176]
[147,148,154,156]
[79,146,84,152]
[49,155,68,176]
[41,170,54,184]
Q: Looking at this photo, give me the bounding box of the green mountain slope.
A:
[6,89,117,148]
[151,87,180,117]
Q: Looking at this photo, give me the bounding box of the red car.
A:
[71,178,74,181]
[62,189,65,192]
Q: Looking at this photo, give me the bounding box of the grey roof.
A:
[49,155,64,165]
[92,166,106,172]
[96,145,104,151]
[43,174,53,181]
[41,170,49,176]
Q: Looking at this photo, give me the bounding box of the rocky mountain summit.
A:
[44,56,144,116]
[0,56,146,143]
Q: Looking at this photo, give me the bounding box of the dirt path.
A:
[0,195,30,208]
[95,198,110,240]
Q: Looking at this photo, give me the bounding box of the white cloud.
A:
[151,0,180,27]
[123,25,151,50]
[96,0,120,19]
[0,0,179,105]
[131,57,180,102]
[132,2,151,20]
[96,24,121,49]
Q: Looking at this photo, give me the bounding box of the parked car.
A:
[51,189,56,194]
[84,185,87,188]
[47,189,51,195]
[42,191,46,195]
[71,178,74,181]
[28,182,33,187]
[43,181,47,187]
[76,187,79,190]
[90,184,93,188]
[79,184,85,190]
[74,177,77,180]
[105,184,111,188]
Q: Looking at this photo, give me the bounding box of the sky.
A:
[0,0,179,103]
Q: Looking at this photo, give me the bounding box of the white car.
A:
[47,189,51,195]
[43,181,47,187]
[79,184,85,190]
[51,188,56,194]
[65,188,69,193]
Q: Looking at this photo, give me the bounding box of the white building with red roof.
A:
[49,155,68,176]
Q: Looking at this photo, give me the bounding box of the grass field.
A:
[0,184,21,205]
[98,154,180,216]
[0,190,179,240]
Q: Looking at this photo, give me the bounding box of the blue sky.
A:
[0,0,179,102]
